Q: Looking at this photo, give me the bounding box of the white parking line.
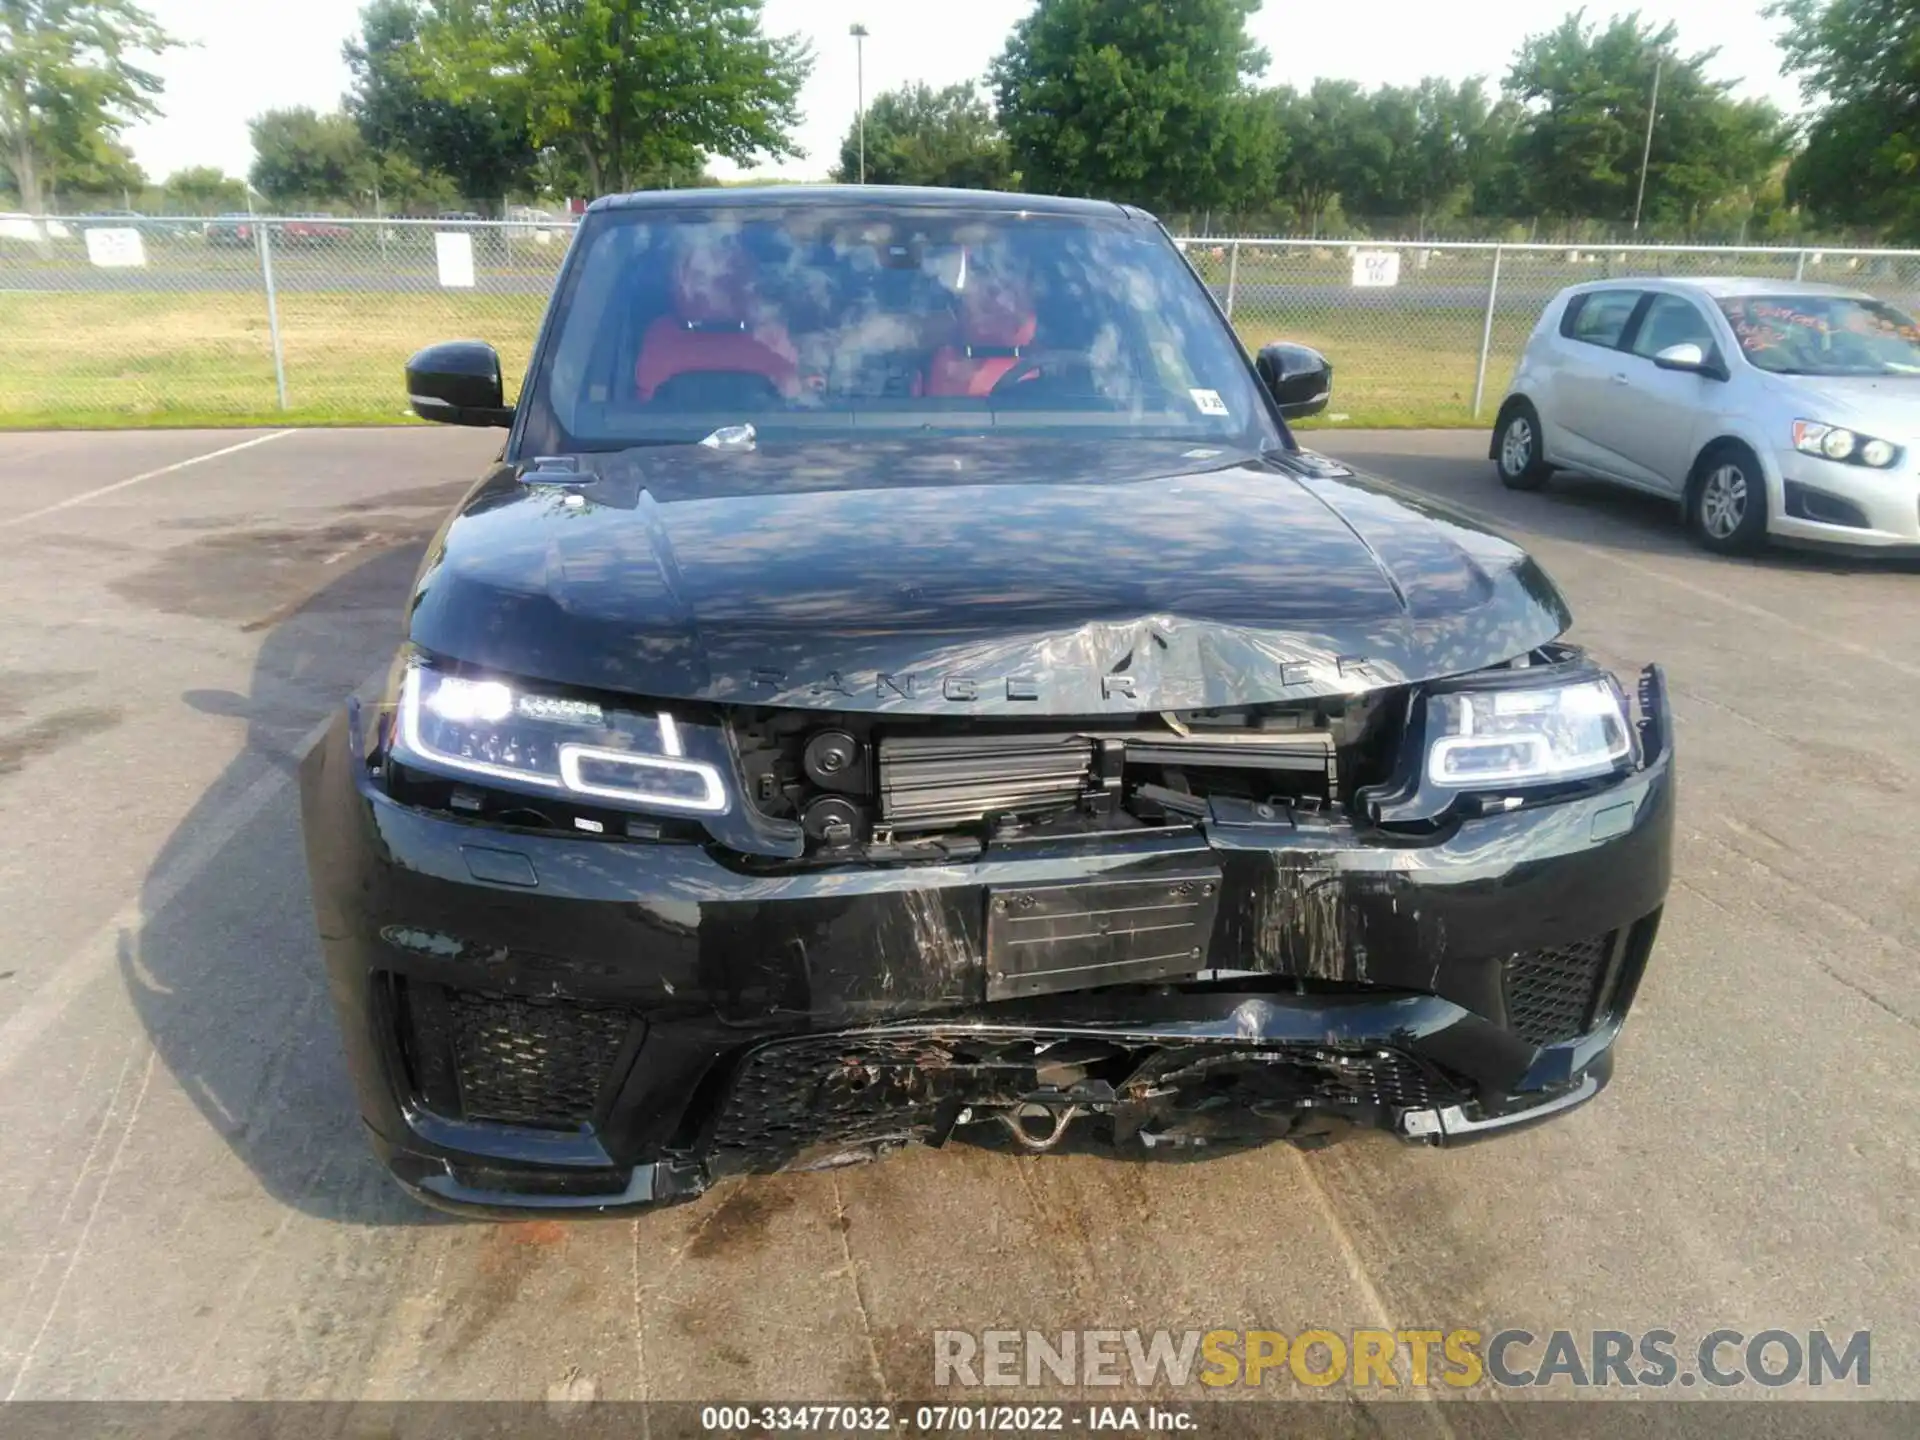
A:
[0,430,296,531]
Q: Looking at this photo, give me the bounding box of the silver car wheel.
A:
[1699,463,1748,539]
[1500,416,1533,476]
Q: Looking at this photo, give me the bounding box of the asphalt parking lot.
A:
[0,423,1915,1412]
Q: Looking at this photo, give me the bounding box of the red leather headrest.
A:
[671,246,754,326]
[958,280,1036,348]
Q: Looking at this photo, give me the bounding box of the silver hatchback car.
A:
[1493,277,1920,553]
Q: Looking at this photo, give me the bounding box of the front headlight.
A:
[1792,420,1901,469]
[394,660,729,814]
[1426,677,1636,788]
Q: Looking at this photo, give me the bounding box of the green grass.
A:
[1230,312,1530,431]
[0,290,546,428]
[0,287,1522,432]
[13,231,1905,431]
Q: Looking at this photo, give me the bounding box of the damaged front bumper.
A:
[299,676,1673,1218]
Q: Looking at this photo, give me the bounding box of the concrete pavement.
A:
[0,425,1911,1411]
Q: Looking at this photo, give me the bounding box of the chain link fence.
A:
[1183,238,1920,426]
[5,214,1920,428]
[0,214,575,424]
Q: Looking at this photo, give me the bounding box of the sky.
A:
[121,0,1810,187]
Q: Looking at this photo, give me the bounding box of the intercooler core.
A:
[873,725,1337,832]
[878,732,1098,829]
[730,704,1359,850]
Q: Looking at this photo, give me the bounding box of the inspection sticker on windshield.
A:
[1189,388,1230,416]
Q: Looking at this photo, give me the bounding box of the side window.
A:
[1560,290,1642,348]
[1629,294,1716,359]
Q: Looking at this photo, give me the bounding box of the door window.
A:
[1630,295,1716,358]
[1560,290,1642,348]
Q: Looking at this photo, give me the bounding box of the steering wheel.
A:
[989,352,1098,398]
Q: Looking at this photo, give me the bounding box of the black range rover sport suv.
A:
[299,186,1674,1217]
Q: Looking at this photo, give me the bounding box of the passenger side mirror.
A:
[406,340,514,427]
[1255,341,1334,419]
[1652,341,1729,382]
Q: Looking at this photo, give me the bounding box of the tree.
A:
[249,108,368,205]
[162,164,245,211]
[415,0,811,196]
[990,0,1271,215]
[832,82,1014,189]
[249,106,463,209]
[1262,81,1372,230]
[0,0,176,212]
[353,147,462,210]
[1233,78,1506,232]
[1337,83,1420,219]
[1465,97,1530,220]
[1401,79,1500,228]
[1502,11,1788,230]
[1773,0,1920,240]
[344,0,535,207]
[42,129,139,195]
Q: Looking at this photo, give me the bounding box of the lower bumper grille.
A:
[706,1030,1454,1173]
[447,990,634,1126]
[399,982,641,1129]
[1502,933,1616,1047]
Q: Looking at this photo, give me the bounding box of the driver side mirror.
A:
[406,340,514,427]
[1652,341,1730,382]
[1255,342,1334,419]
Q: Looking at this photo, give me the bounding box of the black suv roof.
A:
[587,184,1143,220]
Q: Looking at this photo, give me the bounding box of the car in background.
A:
[299,185,1673,1217]
[1492,277,1920,554]
[204,213,256,247]
[277,213,353,247]
[68,210,201,243]
[73,209,147,229]
[505,204,563,242]
[73,210,189,239]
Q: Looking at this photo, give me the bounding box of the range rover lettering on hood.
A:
[405,440,1573,713]
[748,647,1392,707]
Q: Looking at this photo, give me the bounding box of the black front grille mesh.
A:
[1232,1048,1440,1109]
[709,1033,990,1166]
[1502,934,1614,1047]
[707,1031,1452,1172]
[444,989,635,1128]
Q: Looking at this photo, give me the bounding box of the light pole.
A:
[850,22,869,183]
[1631,52,1664,236]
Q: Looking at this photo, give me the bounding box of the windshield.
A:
[518,206,1282,455]
[1716,294,1920,377]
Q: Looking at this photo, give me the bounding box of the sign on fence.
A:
[10,218,1920,426]
[435,231,476,288]
[1350,249,1401,288]
[84,228,147,269]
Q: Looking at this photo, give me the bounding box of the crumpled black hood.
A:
[406,438,1571,714]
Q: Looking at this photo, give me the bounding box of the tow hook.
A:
[999,1102,1080,1152]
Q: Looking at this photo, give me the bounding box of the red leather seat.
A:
[925,281,1037,397]
[634,248,799,402]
